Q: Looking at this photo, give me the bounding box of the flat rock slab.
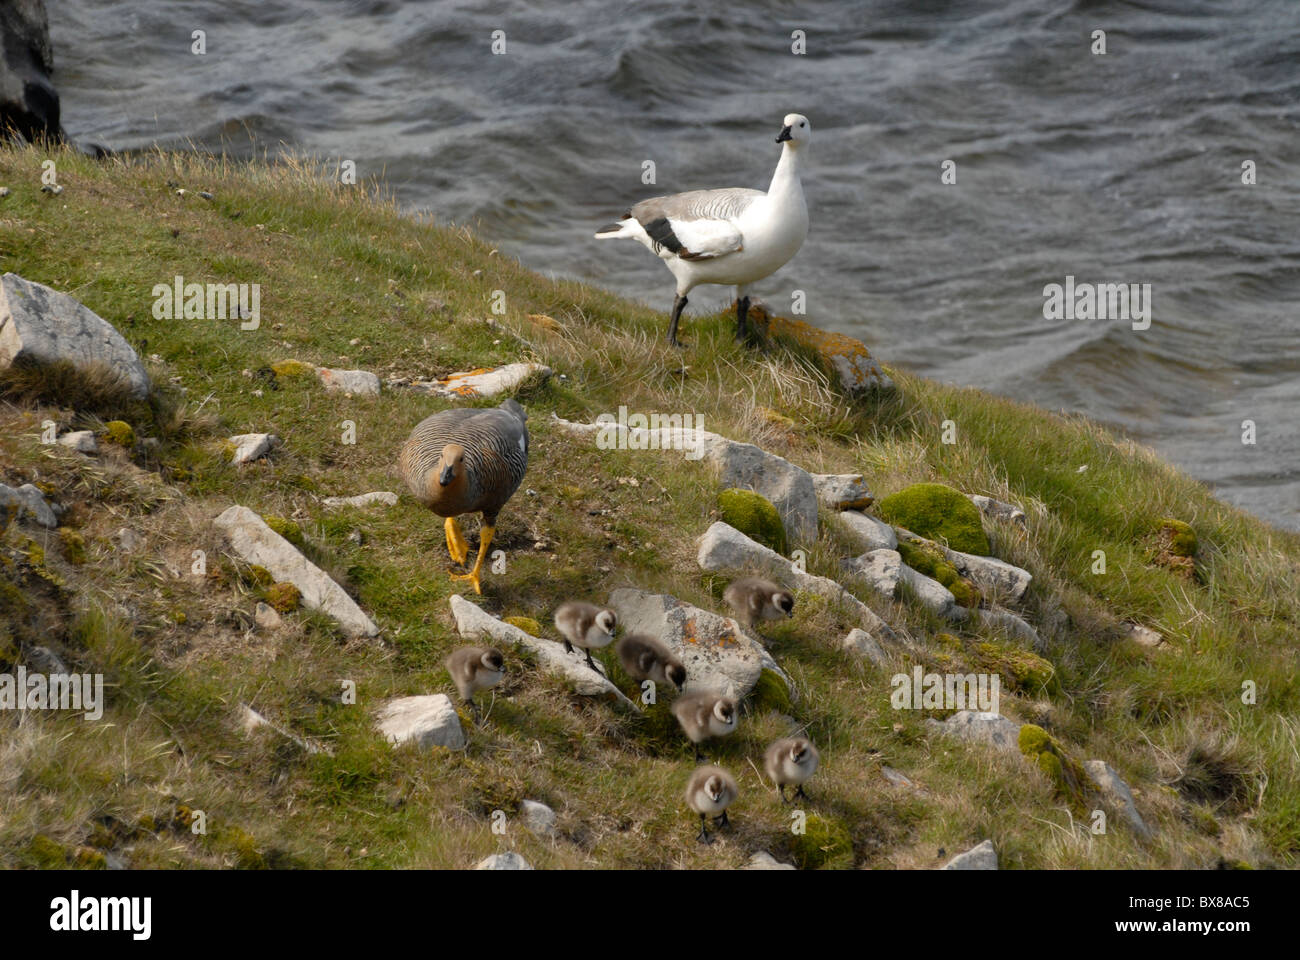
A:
[898,562,959,619]
[321,491,397,510]
[697,521,895,642]
[214,505,379,637]
[944,548,1032,604]
[317,367,380,396]
[57,430,97,454]
[969,494,1026,526]
[812,473,873,510]
[608,588,789,700]
[551,414,818,542]
[0,482,58,529]
[940,839,998,870]
[407,362,550,398]
[927,710,1022,754]
[375,694,466,751]
[448,595,637,708]
[838,510,897,551]
[474,852,532,870]
[1084,760,1153,839]
[975,607,1042,650]
[0,273,150,399]
[228,433,279,465]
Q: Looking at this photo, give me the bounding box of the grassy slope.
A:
[0,144,1296,869]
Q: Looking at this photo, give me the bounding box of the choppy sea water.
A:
[50,0,1300,529]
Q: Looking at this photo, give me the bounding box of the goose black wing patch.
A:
[643,216,686,256]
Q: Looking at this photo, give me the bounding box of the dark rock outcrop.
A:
[0,0,63,143]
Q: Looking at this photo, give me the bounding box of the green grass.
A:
[0,143,1297,869]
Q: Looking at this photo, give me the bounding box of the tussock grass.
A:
[0,141,1297,869]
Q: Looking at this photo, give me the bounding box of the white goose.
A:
[595,113,811,346]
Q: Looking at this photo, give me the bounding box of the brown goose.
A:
[399,398,529,594]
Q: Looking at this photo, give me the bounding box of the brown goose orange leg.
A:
[450,523,494,595]
[444,516,469,566]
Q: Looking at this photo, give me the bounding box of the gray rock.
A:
[841,628,889,666]
[238,703,329,755]
[520,799,557,838]
[253,601,282,631]
[0,274,148,398]
[408,362,550,399]
[975,607,1041,650]
[944,548,1032,604]
[880,765,918,789]
[969,494,1026,526]
[940,839,998,870]
[316,367,380,396]
[375,694,466,751]
[321,491,398,510]
[0,2,63,144]
[448,595,636,708]
[837,510,897,551]
[113,527,143,552]
[550,414,817,542]
[228,433,279,465]
[1125,623,1165,649]
[26,645,67,674]
[1084,760,1153,839]
[214,505,379,637]
[0,482,57,529]
[697,521,895,642]
[608,588,789,700]
[57,430,96,454]
[927,710,1022,754]
[897,562,958,618]
[811,473,872,511]
[711,440,818,542]
[841,549,902,599]
[743,850,796,870]
[474,852,532,870]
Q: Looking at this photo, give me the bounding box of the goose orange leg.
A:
[450,523,494,595]
[444,516,469,566]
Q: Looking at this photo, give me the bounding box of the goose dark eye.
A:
[799,122,805,128]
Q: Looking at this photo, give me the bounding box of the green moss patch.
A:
[503,616,542,636]
[1018,724,1088,812]
[789,813,854,869]
[265,581,301,613]
[876,483,989,555]
[749,668,792,714]
[104,420,135,447]
[717,488,786,554]
[896,539,981,608]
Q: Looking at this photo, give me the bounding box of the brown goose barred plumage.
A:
[398,398,529,594]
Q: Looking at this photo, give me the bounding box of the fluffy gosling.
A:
[615,633,687,694]
[723,577,794,632]
[446,646,505,722]
[672,690,738,762]
[554,601,618,674]
[764,736,819,803]
[685,765,738,844]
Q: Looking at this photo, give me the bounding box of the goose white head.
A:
[776,113,811,146]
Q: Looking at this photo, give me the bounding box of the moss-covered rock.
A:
[931,633,1056,695]
[261,514,305,547]
[717,488,787,555]
[59,529,87,565]
[245,564,273,588]
[265,581,301,613]
[789,813,854,869]
[750,668,792,714]
[876,483,989,555]
[1018,723,1088,811]
[896,539,981,608]
[271,359,316,378]
[104,420,135,447]
[504,616,542,636]
[1150,518,1198,578]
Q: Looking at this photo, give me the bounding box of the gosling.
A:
[554,601,617,674]
[446,646,505,722]
[672,690,737,762]
[764,736,819,803]
[685,765,738,844]
[723,577,794,632]
[615,633,687,694]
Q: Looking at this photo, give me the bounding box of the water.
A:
[50,0,1300,530]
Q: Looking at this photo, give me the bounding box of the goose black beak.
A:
[776,126,793,143]
[439,464,455,486]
